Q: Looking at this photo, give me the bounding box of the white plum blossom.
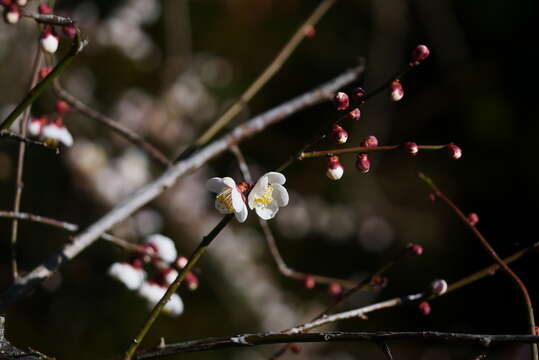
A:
[42,122,74,147]
[248,172,289,220]
[146,234,177,264]
[206,177,248,223]
[138,281,184,316]
[108,262,146,290]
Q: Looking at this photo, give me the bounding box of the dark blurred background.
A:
[0,0,537,359]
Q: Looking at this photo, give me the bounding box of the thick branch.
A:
[134,331,539,359]
[0,64,365,309]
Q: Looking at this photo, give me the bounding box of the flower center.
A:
[216,188,235,211]
[254,185,273,207]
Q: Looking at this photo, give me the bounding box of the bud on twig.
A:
[176,256,188,269]
[328,283,342,296]
[4,4,20,24]
[352,87,366,103]
[427,193,436,202]
[331,124,348,144]
[334,92,349,111]
[38,67,52,80]
[361,135,378,148]
[411,44,430,66]
[304,275,316,289]
[185,272,199,291]
[40,26,59,54]
[290,343,303,354]
[303,25,316,38]
[404,141,418,156]
[430,279,448,296]
[408,243,423,256]
[467,213,479,226]
[38,2,52,14]
[62,25,77,39]
[326,155,344,181]
[418,301,431,316]
[447,143,462,159]
[55,101,70,115]
[390,81,404,102]
[355,153,370,173]
[346,108,361,121]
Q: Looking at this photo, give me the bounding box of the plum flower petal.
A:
[108,262,146,290]
[146,234,177,264]
[206,176,248,223]
[138,281,184,316]
[248,172,289,220]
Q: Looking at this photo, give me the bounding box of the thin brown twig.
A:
[299,144,448,159]
[419,173,538,360]
[134,331,539,359]
[0,130,57,150]
[53,81,172,168]
[9,47,43,282]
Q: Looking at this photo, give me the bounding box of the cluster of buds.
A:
[1,0,27,24]
[108,234,199,317]
[36,3,77,54]
[28,100,74,147]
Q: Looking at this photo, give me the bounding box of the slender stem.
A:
[176,0,337,160]
[122,215,234,360]
[53,81,171,168]
[0,211,78,232]
[134,331,539,359]
[300,144,448,159]
[9,47,43,281]
[419,173,538,360]
[0,130,56,149]
[0,21,84,130]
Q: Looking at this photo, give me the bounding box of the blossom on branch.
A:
[138,281,184,316]
[145,234,177,264]
[108,262,146,290]
[248,172,289,220]
[207,177,249,223]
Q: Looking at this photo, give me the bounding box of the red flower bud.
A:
[290,344,302,354]
[355,152,370,173]
[467,213,479,226]
[427,193,437,202]
[447,143,462,159]
[334,92,349,111]
[331,124,348,144]
[185,272,199,291]
[176,256,188,269]
[404,141,418,156]
[346,108,361,121]
[328,283,342,296]
[430,279,448,296]
[408,243,423,256]
[55,100,70,115]
[62,25,77,38]
[411,44,430,65]
[390,81,404,102]
[38,67,52,80]
[326,155,344,181]
[304,275,316,289]
[38,2,52,14]
[418,301,431,316]
[352,87,366,103]
[303,25,316,38]
[371,275,388,288]
[361,135,378,148]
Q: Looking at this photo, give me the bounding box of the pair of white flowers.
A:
[207,172,289,222]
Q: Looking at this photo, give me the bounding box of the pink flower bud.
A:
[38,67,52,80]
[361,135,378,148]
[427,193,437,202]
[334,92,349,111]
[355,152,370,173]
[176,256,188,269]
[418,301,431,316]
[303,25,316,38]
[4,4,20,24]
[390,81,404,102]
[411,44,430,65]
[430,279,448,296]
[331,124,348,144]
[304,275,316,289]
[55,100,70,115]
[467,213,479,226]
[371,275,388,288]
[185,272,199,291]
[408,243,423,256]
[328,283,342,296]
[447,143,462,159]
[16,0,27,6]
[346,108,361,121]
[38,2,52,14]
[40,26,59,54]
[404,141,418,156]
[326,155,344,181]
[62,25,77,38]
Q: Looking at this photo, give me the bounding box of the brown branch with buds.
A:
[135,331,539,359]
[299,143,450,159]
[419,173,538,360]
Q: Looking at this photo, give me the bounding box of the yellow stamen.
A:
[216,189,234,211]
[254,185,273,207]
